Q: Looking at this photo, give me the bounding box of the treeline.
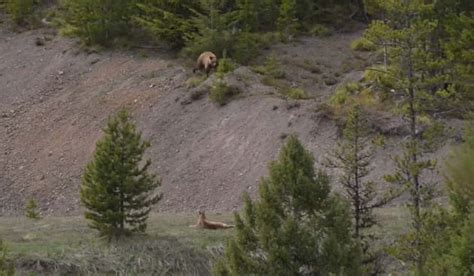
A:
[1,0,365,63]
[321,0,474,274]
[0,0,43,26]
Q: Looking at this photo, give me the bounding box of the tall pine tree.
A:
[214,135,361,275]
[325,105,398,274]
[365,0,444,273]
[81,109,161,240]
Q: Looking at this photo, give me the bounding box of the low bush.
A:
[309,24,331,37]
[286,87,308,99]
[25,198,41,219]
[0,239,14,276]
[351,37,376,51]
[210,77,240,106]
[216,58,236,74]
[329,82,376,118]
[254,54,286,79]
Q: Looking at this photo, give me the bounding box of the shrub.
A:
[216,58,236,74]
[286,87,308,99]
[328,82,376,118]
[0,239,15,276]
[310,24,331,37]
[210,77,239,106]
[25,198,40,219]
[330,82,361,106]
[323,74,338,86]
[363,66,397,100]
[351,37,376,51]
[254,54,286,79]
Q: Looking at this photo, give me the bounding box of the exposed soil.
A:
[0,25,459,216]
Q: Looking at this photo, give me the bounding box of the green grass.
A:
[0,213,235,275]
[0,208,411,274]
[287,88,309,100]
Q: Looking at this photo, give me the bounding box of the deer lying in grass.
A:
[189,211,234,230]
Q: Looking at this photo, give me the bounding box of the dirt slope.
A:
[0,26,456,216]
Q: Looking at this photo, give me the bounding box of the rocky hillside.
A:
[0,25,458,216]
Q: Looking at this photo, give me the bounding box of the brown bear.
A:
[189,211,234,230]
[193,51,218,77]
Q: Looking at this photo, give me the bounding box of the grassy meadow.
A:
[0,213,235,275]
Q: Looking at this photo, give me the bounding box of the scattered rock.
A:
[90,58,100,65]
[35,37,45,46]
[285,101,300,110]
[323,76,338,86]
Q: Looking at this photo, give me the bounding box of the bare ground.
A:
[0,25,459,216]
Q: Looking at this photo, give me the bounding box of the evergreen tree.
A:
[134,0,199,48]
[236,0,258,32]
[0,239,14,276]
[451,212,474,275]
[25,198,40,219]
[424,118,474,275]
[61,0,136,46]
[352,0,369,22]
[325,105,398,274]
[81,109,161,240]
[365,1,444,273]
[277,0,297,41]
[5,0,37,26]
[214,135,361,275]
[442,12,474,113]
[181,0,239,60]
[255,0,279,31]
[445,118,474,216]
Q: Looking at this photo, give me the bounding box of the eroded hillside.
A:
[0,26,457,215]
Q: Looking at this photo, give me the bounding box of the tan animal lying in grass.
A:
[189,211,234,230]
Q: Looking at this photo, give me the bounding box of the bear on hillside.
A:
[193,51,218,77]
